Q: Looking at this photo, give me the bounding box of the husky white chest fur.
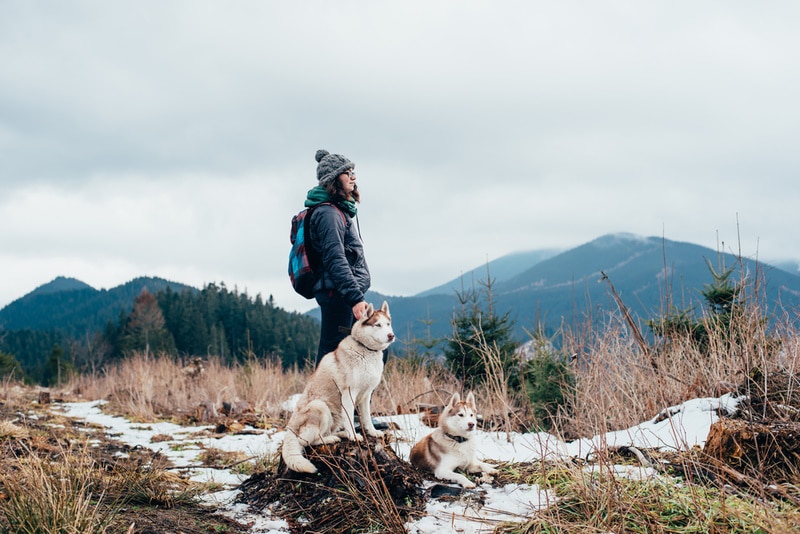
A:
[281,301,395,474]
[409,391,498,488]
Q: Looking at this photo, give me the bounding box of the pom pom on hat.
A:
[316,149,354,186]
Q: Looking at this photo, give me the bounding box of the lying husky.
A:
[409,391,498,488]
[281,301,395,474]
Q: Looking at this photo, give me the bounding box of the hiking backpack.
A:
[288,203,344,299]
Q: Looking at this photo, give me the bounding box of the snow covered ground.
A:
[57,394,741,533]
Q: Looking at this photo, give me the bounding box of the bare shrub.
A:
[559,320,656,438]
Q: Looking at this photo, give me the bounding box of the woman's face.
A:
[338,169,357,196]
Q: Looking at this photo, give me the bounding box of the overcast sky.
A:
[2,1,799,314]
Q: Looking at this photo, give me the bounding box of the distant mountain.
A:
[28,276,94,296]
[0,276,198,335]
[772,260,800,276]
[4,234,800,353]
[415,248,562,297]
[366,233,800,344]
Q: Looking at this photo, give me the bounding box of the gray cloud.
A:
[1,1,799,311]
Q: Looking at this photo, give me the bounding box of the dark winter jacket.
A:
[308,203,370,306]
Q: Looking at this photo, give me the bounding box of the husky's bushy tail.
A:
[281,431,318,473]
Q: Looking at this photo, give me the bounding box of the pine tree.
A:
[0,351,24,380]
[121,288,175,356]
[444,271,517,387]
[519,328,574,431]
[43,344,75,387]
[647,256,745,354]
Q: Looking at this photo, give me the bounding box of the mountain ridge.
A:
[414,248,563,297]
[3,233,800,345]
[365,233,800,341]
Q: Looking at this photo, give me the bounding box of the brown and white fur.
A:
[281,301,394,473]
[409,391,498,488]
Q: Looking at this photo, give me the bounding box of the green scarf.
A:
[304,186,357,217]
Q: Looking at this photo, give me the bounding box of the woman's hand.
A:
[352,301,369,320]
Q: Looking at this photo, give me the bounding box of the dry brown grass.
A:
[61,296,800,449]
[495,455,800,534]
[377,356,458,415]
[0,383,252,533]
[64,351,460,425]
[0,444,118,533]
[556,300,800,440]
[67,353,305,422]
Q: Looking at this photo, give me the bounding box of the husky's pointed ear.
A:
[381,300,390,314]
[465,391,476,408]
[362,303,374,320]
[447,392,461,407]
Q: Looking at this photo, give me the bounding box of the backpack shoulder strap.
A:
[304,202,346,257]
[309,202,347,228]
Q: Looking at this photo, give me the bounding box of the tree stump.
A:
[237,437,425,532]
[704,417,800,484]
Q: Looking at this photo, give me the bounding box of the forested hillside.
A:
[0,281,319,385]
[0,276,197,334]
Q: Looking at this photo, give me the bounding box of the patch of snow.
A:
[407,483,553,534]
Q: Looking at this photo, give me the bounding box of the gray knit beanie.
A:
[315,149,354,187]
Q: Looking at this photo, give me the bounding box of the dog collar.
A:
[353,338,376,352]
[444,432,468,444]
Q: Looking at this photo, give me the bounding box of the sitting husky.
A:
[281,301,395,474]
[409,391,498,488]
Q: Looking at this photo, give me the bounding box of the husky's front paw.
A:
[483,463,498,476]
[366,429,384,438]
[471,461,498,476]
[478,472,495,484]
[436,469,475,489]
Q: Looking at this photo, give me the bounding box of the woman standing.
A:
[306,149,370,365]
